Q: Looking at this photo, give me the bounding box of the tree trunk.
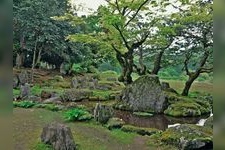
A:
[151,50,164,75]
[31,39,38,83]
[35,48,42,68]
[16,52,25,68]
[116,51,133,85]
[181,72,199,96]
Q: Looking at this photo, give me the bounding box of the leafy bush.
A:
[31,85,42,95]
[13,89,20,96]
[64,108,93,121]
[72,63,87,73]
[33,142,53,150]
[13,101,36,108]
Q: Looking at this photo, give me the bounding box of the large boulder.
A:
[41,122,76,150]
[62,89,93,102]
[161,124,213,150]
[164,98,211,117]
[118,75,167,113]
[94,103,114,124]
[43,97,62,104]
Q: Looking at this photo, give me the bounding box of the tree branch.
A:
[131,32,149,49]
[113,24,130,50]
[124,0,150,27]
[184,52,191,76]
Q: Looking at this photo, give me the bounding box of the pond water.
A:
[114,110,210,130]
[76,101,210,130]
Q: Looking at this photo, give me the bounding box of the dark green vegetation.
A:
[13,0,213,149]
[64,108,93,122]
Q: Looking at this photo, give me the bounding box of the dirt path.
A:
[13,108,150,150]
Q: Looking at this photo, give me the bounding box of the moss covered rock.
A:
[161,124,213,150]
[118,75,167,113]
[164,92,211,117]
[62,89,93,102]
[204,116,213,128]
[106,117,125,130]
[121,125,161,136]
[164,99,211,117]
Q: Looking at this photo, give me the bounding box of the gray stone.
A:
[161,82,170,90]
[41,122,76,150]
[120,75,167,113]
[94,103,114,124]
[18,71,30,85]
[43,97,62,104]
[106,117,125,130]
[13,75,19,89]
[28,95,41,102]
[20,83,30,98]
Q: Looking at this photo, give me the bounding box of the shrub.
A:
[13,89,20,96]
[13,101,36,108]
[64,108,93,121]
[33,142,53,150]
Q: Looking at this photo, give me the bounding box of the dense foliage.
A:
[13,0,213,96]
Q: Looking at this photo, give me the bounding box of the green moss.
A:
[90,90,120,101]
[34,104,61,111]
[13,89,20,96]
[121,125,161,136]
[133,112,153,117]
[51,81,71,89]
[33,142,53,150]
[92,90,111,101]
[100,71,118,78]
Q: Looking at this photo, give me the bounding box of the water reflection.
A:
[114,110,209,130]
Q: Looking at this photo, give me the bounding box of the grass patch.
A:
[31,85,43,95]
[110,129,137,144]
